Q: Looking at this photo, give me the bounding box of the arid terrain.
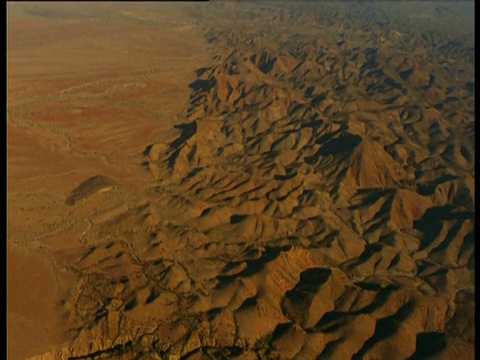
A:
[7,2,474,359]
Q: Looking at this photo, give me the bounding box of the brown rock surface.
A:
[8,2,474,359]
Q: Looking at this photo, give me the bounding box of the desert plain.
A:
[7,1,475,359]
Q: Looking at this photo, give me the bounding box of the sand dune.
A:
[65,175,118,206]
[7,1,474,359]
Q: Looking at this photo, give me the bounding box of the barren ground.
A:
[7,2,474,359]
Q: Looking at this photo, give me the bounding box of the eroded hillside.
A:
[8,2,474,359]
